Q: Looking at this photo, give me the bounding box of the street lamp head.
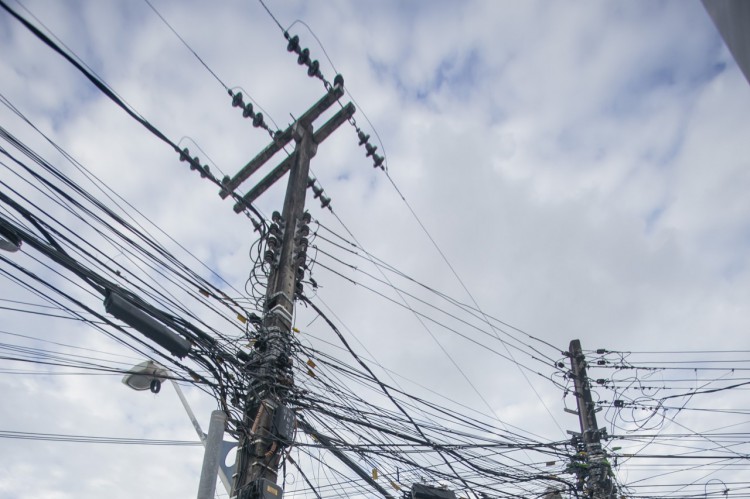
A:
[122,360,168,392]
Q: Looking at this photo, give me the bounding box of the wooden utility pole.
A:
[223,81,354,499]
[568,339,616,499]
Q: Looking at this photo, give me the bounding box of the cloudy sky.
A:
[1,1,750,498]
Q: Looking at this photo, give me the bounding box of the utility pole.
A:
[567,339,616,499]
[222,80,354,499]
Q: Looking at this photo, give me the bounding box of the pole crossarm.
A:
[232,102,355,212]
[219,84,346,200]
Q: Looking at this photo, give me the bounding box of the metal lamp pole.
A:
[122,361,233,497]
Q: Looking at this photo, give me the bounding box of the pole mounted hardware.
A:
[228,81,354,499]
[218,81,355,212]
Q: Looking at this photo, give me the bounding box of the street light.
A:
[122,360,236,497]
[122,360,168,393]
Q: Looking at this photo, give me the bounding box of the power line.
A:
[0,429,202,446]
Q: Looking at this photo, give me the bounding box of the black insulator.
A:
[320,195,331,209]
[333,74,344,88]
[597,360,606,365]
[242,103,254,118]
[179,148,190,161]
[307,60,319,77]
[296,266,305,280]
[312,185,323,198]
[191,156,200,170]
[306,177,316,188]
[301,211,312,224]
[294,252,306,268]
[221,175,230,185]
[557,362,565,368]
[286,35,300,53]
[253,112,264,128]
[296,224,310,238]
[267,234,279,249]
[295,281,303,295]
[200,164,209,178]
[269,223,282,237]
[596,349,606,354]
[271,211,282,223]
[297,48,310,66]
[373,154,384,168]
[596,379,606,385]
[357,131,370,146]
[232,92,244,108]
[264,250,275,264]
[365,143,377,157]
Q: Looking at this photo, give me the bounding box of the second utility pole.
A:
[568,339,616,499]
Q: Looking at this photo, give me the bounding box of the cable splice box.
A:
[273,404,295,442]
